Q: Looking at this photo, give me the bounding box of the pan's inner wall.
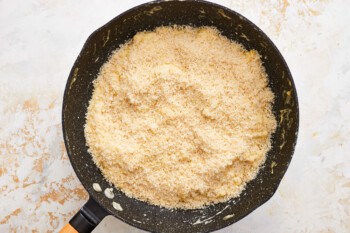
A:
[63,1,298,233]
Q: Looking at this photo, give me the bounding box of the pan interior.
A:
[62,1,299,232]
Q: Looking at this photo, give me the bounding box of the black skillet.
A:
[60,1,299,232]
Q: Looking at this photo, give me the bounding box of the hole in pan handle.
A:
[59,197,109,233]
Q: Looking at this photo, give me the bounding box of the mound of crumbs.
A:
[85,26,276,209]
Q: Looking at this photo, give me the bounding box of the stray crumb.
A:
[112,202,123,211]
[223,214,234,220]
[104,188,114,199]
[271,161,277,174]
[92,183,102,192]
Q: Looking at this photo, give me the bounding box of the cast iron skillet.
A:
[60,0,299,232]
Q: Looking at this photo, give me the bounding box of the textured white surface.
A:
[0,0,349,232]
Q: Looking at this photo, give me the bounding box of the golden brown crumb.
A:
[85,26,276,209]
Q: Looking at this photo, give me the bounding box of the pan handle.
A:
[59,197,109,233]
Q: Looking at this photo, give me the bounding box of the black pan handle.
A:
[59,197,109,233]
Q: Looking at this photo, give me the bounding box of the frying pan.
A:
[60,0,299,232]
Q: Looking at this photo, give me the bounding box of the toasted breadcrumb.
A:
[85,26,276,209]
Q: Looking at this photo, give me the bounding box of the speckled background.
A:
[0,0,349,232]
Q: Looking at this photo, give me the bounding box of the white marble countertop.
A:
[1,0,349,232]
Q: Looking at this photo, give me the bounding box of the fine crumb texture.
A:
[85,26,276,209]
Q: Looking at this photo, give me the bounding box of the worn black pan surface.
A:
[62,1,299,232]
